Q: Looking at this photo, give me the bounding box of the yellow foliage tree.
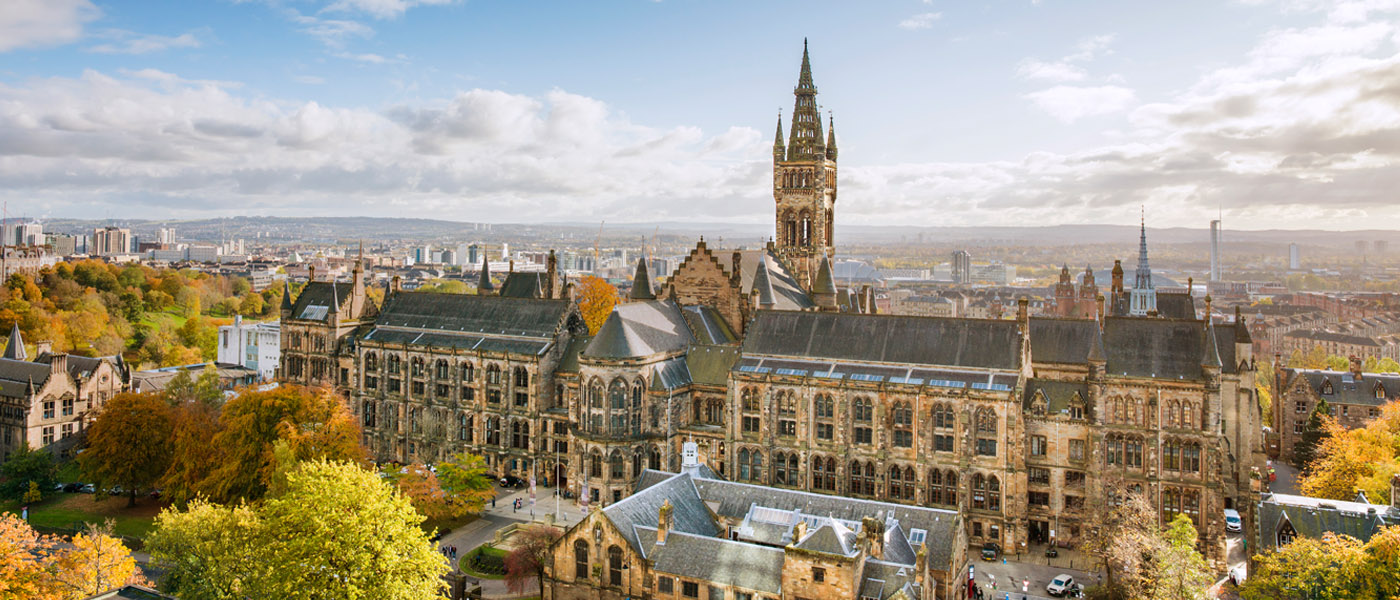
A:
[48,521,142,600]
[1300,402,1400,503]
[576,275,619,335]
[0,511,56,599]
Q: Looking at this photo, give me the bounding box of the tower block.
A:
[773,39,837,290]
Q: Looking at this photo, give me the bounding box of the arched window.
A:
[972,474,987,510]
[632,382,643,407]
[435,359,449,380]
[485,417,501,446]
[648,445,661,471]
[486,364,501,385]
[813,456,836,491]
[741,388,761,433]
[889,465,915,501]
[891,402,913,448]
[589,450,602,478]
[929,469,958,506]
[800,210,812,246]
[609,379,628,410]
[574,540,589,579]
[461,362,474,382]
[387,354,401,375]
[774,451,789,485]
[365,352,379,372]
[852,397,873,445]
[589,379,604,408]
[988,475,1001,511]
[737,447,763,482]
[975,408,998,457]
[849,460,876,496]
[608,545,623,586]
[410,356,425,378]
[361,400,376,428]
[1183,402,1196,430]
[814,394,834,440]
[514,366,529,387]
[1166,400,1180,428]
[1183,442,1202,473]
[609,450,624,480]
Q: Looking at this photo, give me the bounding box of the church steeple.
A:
[786,38,826,162]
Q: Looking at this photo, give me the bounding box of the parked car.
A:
[1225,508,1242,533]
[1047,574,1076,597]
[980,542,999,561]
[62,482,83,493]
[79,483,96,493]
[498,475,526,488]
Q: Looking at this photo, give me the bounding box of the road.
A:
[437,484,588,599]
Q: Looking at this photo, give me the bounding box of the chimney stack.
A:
[657,499,673,545]
[35,340,52,357]
[1350,355,1363,378]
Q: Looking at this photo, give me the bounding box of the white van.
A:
[1224,508,1242,533]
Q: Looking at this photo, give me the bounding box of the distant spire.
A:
[786,39,825,161]
[1129,209,1157,316]
[3,323,25,361]
[281,281,294,312]
[825,113,838,160]
[478,256,495,293]
[630,257,655,300]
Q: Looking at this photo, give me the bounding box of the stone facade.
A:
[1274,360,1399,465]
[0,330,127,461]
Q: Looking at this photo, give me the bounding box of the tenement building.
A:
[280,41,1266,584]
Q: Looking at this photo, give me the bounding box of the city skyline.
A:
[3,0,1400,230]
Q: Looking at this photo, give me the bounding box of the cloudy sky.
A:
[3,0,1399,229]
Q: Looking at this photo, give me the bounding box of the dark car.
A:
[62,482,83,493]
[980,542,1000,561]
[498,475,526,488]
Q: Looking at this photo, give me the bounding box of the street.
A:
[435,484,588,599]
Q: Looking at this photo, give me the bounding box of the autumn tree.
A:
[48,521,143,600]
[1304,345,1328,370]
[148,460,448,600]
[576,275,619,335]
[197,385,364,503]
[1080,478,1160,595]
[1300,402,1400,503]
[504,524,562,596]
[1242,532,1368,600]
[0,443,56,501]
[0,511,56,599]
[383,464,463,522]
[1293,397,1332,472]
[157,397,223,506]
[436,452,496,515]
[79,392,175,507]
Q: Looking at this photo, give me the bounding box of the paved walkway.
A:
[968,545,1100,599]
[437,484,590,599]
[1268,459,1301,495]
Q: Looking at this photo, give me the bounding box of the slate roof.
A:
[743,311,1022,371]
[686,345,741,387]
[1028,318,1098,365]
[1156,292,1197,320]
[34,353,113,380]
[644,529,786,595]
[288,282,353,322]
[555,336,590,374]
[680,305,737,345]
[584,300,694,360]
[737,249,813,310]
[1103,318,1208,379]
[601,471,718,552]
[374,292,572,339]
[3,324,25,360]
[1257,493,1400,550]
[499,272,548,299]
[1285,368,1400,406]
[689,476,961,570]
[1023,379,1088,414]
[794,519,857,556]
[0,358,52,398]
[861,560,919,600]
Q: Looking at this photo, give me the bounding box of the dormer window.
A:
[1376,383,1386,400]
[1321,380,1333,395]
[1030,391,1047,417]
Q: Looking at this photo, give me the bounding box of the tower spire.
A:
[825,113,837,160]
[1129,207,1157,316]
[787,39,825,160]
[773,112,786,161]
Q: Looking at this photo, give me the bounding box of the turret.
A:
[3,323,26,361]
[280,281,294,320]
[773,115,786,163]
[630,257,655,301]
[477,257,495,295]
[812,256,837,310]
[825,115,838,161]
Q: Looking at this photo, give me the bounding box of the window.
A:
[42,426,54,446]
[975,407,997,456]
[972,474,1000,511]
[435,360,449,380]
[486,417,501,446]
[1030,435,1047,457]
[61,398,73,417]
[889,465,915,501]
[1069,439,1086,462]
[435,384,449,399]
[366,376,378,390]
[1029,491,1050,507]
[411,381,425,396]
[610,451,625,480]
[608,545,623,586]
[574,540,589,579]
[813,456,837,491]
[853,397,873,445]
[487,364,502,385]
[849,460,876,496]
[1065,471,1086,488]
[514,366,529,387]
[741,389,761,433]
[658,577,674,594]
[814,394,834,440]
[462,363,474,382]
[61,423,73,439]
[737,448,764,482]
[461,387,475,403]
[892,402,913,448]
[774,451,799,485]
[458,414,472,442]
[488,390,501,405]
[511,421,530,450]
[929,469,957,506]
[1029,467,1050,485]
[976,439,997,456]
[1293,421,1304,434]
[1295,400,1307,413]
[908,528,927,546]
[1322,380,1333,395]
[43,401,54,420]
[682,581,699,598]
[777,392,796,437]
[933,403,955,429]
[514,392,529,407]
[811,567,826,583]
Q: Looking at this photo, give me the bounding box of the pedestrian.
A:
[451,545,457,560]
[21,505,27,521]
[491,496,496,508]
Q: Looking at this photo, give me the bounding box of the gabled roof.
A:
[680,305,737,346]
[795,519,857,556]
[0,359,51,399]
[35,353,115,381]
[1022,379,1088,414]
[288,281,353,322]
[601,471,719,552]
[584,300,694,360]
[1285,368,1400,406]
[743,311,1022,371]
[737,249,813,310]
[499,271,548,299]
[644,528,785,595]
[1258,493,1400,550]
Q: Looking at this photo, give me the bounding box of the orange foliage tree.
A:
[575,275,619,335]
[78,393,174,507]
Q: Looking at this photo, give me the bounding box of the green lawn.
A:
[2,492,163,541]
[459,545,509,580]
[137,310,189,330]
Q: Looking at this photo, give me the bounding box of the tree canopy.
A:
[0,443,56,501]
[78,392,174,507]
[575,275,619,335]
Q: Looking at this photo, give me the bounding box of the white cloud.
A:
[1025,85,1137,122]
[1015,59,1087,82]
[87,31,201,55]
[0,0,99,52]
[291,12,374,48]
[325,0,457,20]
[898,13,942,30]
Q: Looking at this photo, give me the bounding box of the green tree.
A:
[1294,398,1332,472]
[1304,345,1328,370]
[1145,515,1211,600]
[1286,349,1306,369]
[148,460,448,600]
[79,392,174,507]
[239,293,264,316]
[0,443,56,501]
[1242,532,1367,600]
[436,452,496,516]
[1376,357,1400,373]
[1324,355,1350,372]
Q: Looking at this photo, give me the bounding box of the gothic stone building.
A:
[545,457,966,600]
[0,326,127,461]
[1273,358,1400,466]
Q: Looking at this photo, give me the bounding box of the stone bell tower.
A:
[773,39,837,290]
